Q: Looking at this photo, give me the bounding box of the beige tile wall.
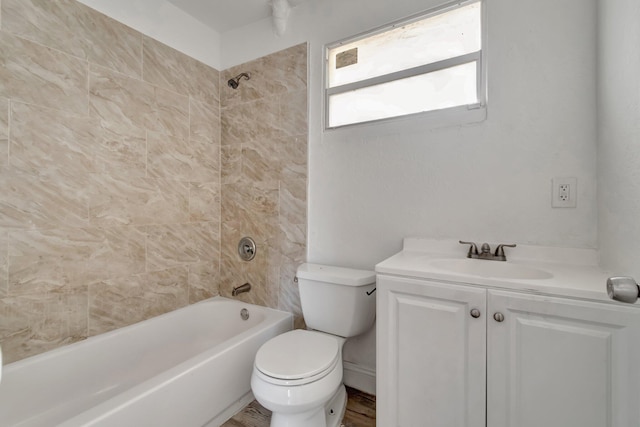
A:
[0,0,221,363]
[0,1,308,364]
[220,44,308,328]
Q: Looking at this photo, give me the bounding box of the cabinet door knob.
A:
[470,308,481,318]
[493,312,505,322]
[606,277,639,304]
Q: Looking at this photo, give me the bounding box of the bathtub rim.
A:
[3,296,291,373]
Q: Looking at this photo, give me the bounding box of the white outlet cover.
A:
[552,177,577,208]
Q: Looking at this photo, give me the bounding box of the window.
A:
[325,1,484,129]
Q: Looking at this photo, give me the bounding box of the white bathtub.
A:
[0,297,292,427]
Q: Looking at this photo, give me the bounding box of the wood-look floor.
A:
[221,386,376,427]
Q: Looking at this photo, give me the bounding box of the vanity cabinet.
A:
[377,274,640,427]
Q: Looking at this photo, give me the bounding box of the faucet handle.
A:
[459,241,479,258]
[494,243,516,259]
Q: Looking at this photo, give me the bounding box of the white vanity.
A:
[376,238,640,427]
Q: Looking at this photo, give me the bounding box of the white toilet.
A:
[250,263,376,427]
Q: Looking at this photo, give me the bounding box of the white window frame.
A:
[324,0,487,131]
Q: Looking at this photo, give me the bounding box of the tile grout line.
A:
[186,92,191,305]
[86,60,90,117]
[7,97,10,169]
[2,88,6,296]
[140,34,144,81]
[217,79,222,296]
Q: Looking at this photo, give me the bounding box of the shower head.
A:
[227,72,251,89]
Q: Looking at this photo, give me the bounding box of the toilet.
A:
[250,263,376,427]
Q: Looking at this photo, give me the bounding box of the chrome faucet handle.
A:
[494,243,517,260]
[459,241,479,258]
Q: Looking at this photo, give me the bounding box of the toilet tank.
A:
[296,263,376,338]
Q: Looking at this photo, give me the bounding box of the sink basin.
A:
[427,258,553,280]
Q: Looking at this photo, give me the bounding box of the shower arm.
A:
[227,72,251,89]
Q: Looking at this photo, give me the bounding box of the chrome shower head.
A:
[227,72,251,89]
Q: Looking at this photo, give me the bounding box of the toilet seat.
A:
[254,330,341,386]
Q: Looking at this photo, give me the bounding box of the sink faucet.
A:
[459,241,516,261]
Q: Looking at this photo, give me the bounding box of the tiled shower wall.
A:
[0,0,222,363]
[220,44,308,328]
[0,0,307,364]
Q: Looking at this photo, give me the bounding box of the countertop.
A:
[375,238,632,305]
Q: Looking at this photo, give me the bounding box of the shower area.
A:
[0,0,308,364]
[220,44,308,328]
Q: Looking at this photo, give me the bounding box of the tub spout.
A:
[232,283,252,296]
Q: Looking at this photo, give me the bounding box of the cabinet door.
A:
[377,275,487,427]
[488,290,640,427]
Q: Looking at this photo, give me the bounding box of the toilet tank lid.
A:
[296,263,375,286]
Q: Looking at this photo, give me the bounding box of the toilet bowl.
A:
[251,330,347,427]
[250,263,376,427]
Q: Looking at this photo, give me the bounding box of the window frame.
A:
[324,0,487,131]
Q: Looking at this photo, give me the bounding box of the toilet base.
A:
[270,384,347,427]
[325,384,347,427]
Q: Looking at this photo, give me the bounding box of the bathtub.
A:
[0,296,292,427]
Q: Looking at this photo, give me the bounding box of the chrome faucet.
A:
[459,241,516,261]
[232,282,252,296]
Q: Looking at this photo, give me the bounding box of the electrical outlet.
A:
[559,184,570,202]
[552,177,577,208]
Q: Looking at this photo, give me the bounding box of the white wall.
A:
[223,0,598,266]
[222,0,599,375]
[597,0,640,279]
[77,0,221,69]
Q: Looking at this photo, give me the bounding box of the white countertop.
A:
[375,238,632,305]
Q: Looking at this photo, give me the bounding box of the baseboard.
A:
[343,361,376,396]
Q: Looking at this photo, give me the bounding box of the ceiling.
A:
[168,0,306,33]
